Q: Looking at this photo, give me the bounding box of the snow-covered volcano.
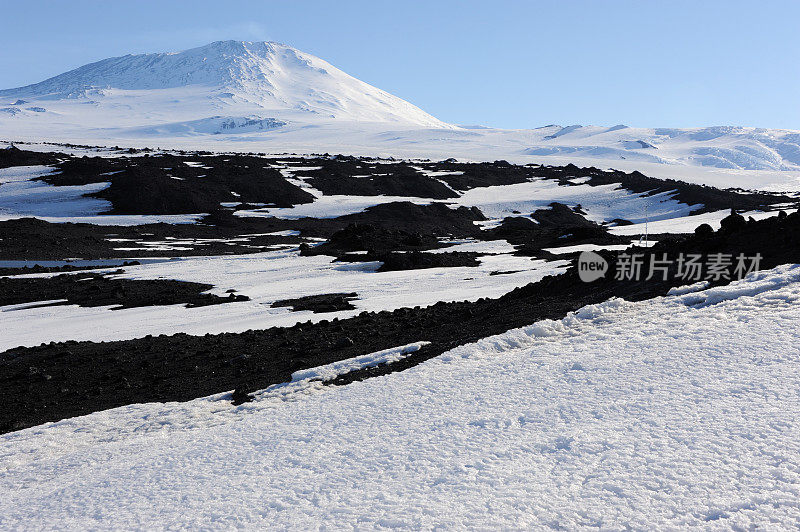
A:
[0,40,449,131]
[3,41,800,189]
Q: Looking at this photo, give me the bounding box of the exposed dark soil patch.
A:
[2,209,798,433]
[0,272,249,310]
[272,293,359,313]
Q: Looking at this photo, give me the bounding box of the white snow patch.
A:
[0,165,110,218]
[542,242,639,255]
[236,194,434,219]
[450,179,700,225]
[290,341,429,382]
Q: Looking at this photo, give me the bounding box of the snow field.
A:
[0,165,109,218]
[1,265,799,529]
[608,207,798,236]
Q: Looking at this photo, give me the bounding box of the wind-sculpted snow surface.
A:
[2,265,799,529]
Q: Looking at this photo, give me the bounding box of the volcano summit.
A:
[0,40,449,135]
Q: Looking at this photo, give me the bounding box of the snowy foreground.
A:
[2,265,799,529]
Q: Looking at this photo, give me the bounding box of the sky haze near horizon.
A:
[1,0,798,130]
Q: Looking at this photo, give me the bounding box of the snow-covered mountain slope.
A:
[2,41,800,190]
[0,40,449,129]
[524,124,800,171]
[3,265,800,529]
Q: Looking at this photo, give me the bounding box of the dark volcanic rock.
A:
[89,156,315,214]
[0,261,141,277]
[694,223,715,238]
[3,210,799,434]
[302,223,482,271]
[0,147,798,434]
[720,209,747,233]
[43,156,127,185]
[302,224,441,257]
[299,159,458,199]
[272,293,359,313]
[11,151,316,214]
[0,273,249,309]
[332,202,486,237]
[0,217,303,260]
[3,148,794,219]
[532,202,597,228]
[0,145,60,168]
[0,201,485,262]
[491,203,624,254]
[430,160,535,191]
[554,166,789,214]
[371,251,481,272]
[296,203,488,268]
[611,218,634,226]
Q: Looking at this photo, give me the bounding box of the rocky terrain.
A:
[1,146,798,433]
[2,204,798,432]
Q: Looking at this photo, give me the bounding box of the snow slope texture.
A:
[2,264,799,529]
[0,40,449,128]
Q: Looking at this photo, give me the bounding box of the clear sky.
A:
[1,0,798,130]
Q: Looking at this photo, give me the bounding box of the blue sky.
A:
[1,0,798,129]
